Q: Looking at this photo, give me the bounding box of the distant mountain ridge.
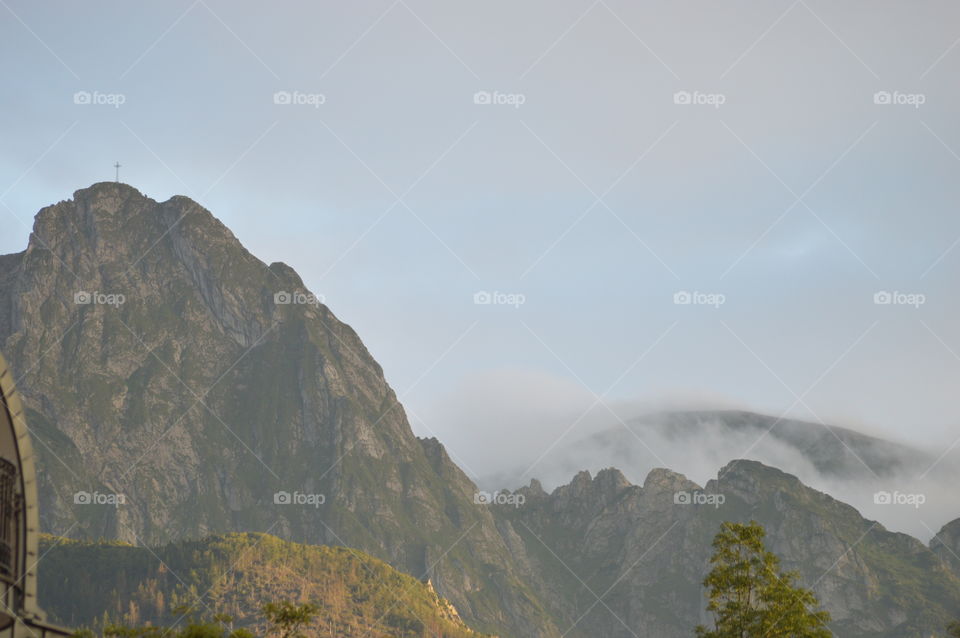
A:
[490,409,940,491]
[649,410,935,477]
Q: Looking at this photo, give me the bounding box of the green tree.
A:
[261,601,318,638]
[946,620,960,637]
[696,521,831,638]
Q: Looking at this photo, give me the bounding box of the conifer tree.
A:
[696,521,831,638]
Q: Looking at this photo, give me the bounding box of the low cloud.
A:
[414,374,960,543]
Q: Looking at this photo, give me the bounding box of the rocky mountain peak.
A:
[709,458,800,503]
[75,180,144,201]
[538,467,638,520]
[641,467,696,493]
[593,467,631,494]
[519,478,547,499]
[28,183,239,277]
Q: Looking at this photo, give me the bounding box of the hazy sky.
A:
[3,0,960,484]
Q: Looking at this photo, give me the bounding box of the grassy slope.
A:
[38,533,490,638]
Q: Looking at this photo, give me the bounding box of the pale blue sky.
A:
[3,0,960,478]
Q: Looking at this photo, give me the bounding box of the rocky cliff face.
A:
[495,460,960,637]
[0,183,558,638]
[931,518,960,578]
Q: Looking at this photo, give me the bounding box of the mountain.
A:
[6,184,960,638]
[37,532,488,638]
[0,183,559,637]
[493,460,960,637]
